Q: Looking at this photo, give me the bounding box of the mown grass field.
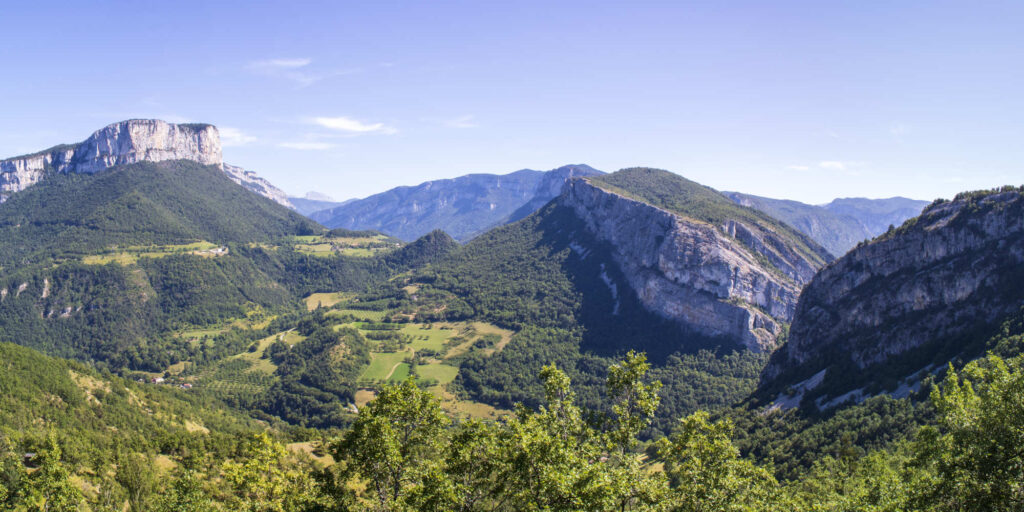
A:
[417,363,459,384]
[329,309,388,322]
[360,351,409,381]
[304,292,352,311]
[82,241,221,265]
[402,324,456,352]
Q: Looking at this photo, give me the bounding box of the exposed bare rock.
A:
[0,119,291,207]
[223,164,293,208]
[762,187,1024,398]
[559,178,824,351]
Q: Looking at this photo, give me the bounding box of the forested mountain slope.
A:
[395,167,830,433]
[0,160,458,371]
[0,160,317,268]
[0,341,264,464]
[311,164,602,241]
[761,186,1024,408]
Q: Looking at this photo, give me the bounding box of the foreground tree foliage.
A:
[324,351,773,511]
[2,351,1023,511]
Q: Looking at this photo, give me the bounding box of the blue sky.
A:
[1,1,1021,203]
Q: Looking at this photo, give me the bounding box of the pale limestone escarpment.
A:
[0,120,221,200]
[223,164,294,208]
[0,119,292,207]
[559,178,819,351]
[764,189,1024,382]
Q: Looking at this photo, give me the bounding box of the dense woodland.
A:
[0,162,1022,510]
[3,344,1024,511]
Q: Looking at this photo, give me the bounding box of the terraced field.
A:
[82,241,222,265]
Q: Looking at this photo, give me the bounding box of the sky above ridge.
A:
[1,0,1021,203]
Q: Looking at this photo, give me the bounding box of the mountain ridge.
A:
[569,169,830,349]
[311,164,603,241]
[0,119,293,208]
[760,186,1024,408]
[723,192,928,257]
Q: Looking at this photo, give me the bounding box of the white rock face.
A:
[764,189,1024,383]
[222,164,294,208]
[560,178,819,351]
[0,119,292,208]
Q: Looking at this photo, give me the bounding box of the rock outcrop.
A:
[762,187,1024,396]
[0,119,291,207]
[223,164,293,208]
[559,177,823,351]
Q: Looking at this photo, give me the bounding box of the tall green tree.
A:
[332,378,450,511]
[221,433,321,512]
[156,467,218,512]
[912,354,1024,510]
[657,412,780,512]
[115,452,156,512]
[20,432,85,512]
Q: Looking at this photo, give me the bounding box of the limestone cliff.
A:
[0,119,292,208]
[223,164,293,208]
[761,187,1024,400]
[559,175,826,351]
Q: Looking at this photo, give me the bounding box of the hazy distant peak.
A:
[304,191,335,201]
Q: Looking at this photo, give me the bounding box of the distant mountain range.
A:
[293,163,924,252]
[288,192,353,216]
[723,192,928,257]
[310,164,603,241]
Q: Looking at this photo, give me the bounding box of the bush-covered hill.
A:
[0,160,320,269]
[403,202,767,436]
[0,341,264,471]
[0,160,459,372]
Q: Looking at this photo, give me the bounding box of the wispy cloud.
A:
[247,57,321,87]
[786,165,811,171]
[249,58,312,69]
[219,127,256,147]
[443,115,478,129]
[889,123,910,142]
[819,161,848,171]
[312,116,397,135]
[278,141,336,151]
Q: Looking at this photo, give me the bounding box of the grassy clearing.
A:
[304,292,351,311]
[388,363,411,381]
[473,322,515,356]
[82,253,139,265]
[360,351,409,381]
[432,386,510,420]
[294,243,336,257]
[339,247,381,257]
[82,241,222,265]
[176,326,230,340]
[354,389,377,408]
[229,333,281,374]
[417,363,458,384]
[329,309,387,322]
[402,324,456,352]
[288,442,335,466]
